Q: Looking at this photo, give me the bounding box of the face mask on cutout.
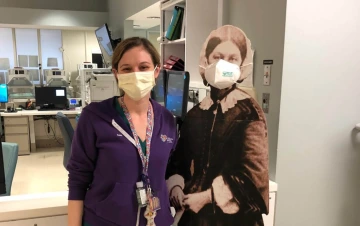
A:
[201,59,252,90]
[117,67,157,101]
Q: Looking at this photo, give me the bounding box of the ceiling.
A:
[126,1,161,30]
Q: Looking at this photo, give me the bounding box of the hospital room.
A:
[1,1,360,226]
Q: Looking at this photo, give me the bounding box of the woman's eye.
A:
[122,68,131,72]
[140,66,150,71]
[229,57,238,62]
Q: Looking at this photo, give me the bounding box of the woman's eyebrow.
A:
[119,64,131,68]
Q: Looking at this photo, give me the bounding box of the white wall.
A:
[0,7,108,29]
[62,30,100,86]
[123,20,148,39]
[107,0,159,39]
[0,0,107,12]
[227,0,287,180]
[276,0,360,225]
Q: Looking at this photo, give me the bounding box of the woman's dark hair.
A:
[205,36,248,66]
[112,37,160,70]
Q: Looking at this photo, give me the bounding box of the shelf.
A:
[161,0,186,11]
[162,38,186,45]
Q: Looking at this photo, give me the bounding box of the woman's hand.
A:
[212,175,240,214]
[183,189,211,213]
[170,186,185,210]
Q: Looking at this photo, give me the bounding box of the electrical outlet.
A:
[262,93,270,113]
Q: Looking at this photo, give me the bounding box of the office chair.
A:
[0,142,19,196]
[56,112,74,170]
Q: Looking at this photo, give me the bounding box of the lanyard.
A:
[119,97,153,177]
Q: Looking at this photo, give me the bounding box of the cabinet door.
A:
[263,192,276,226]
[5,134,30,155]
[0,215,68,226]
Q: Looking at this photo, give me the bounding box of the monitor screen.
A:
[35,87,67,108]
[95,24,113,67]
[0,84,8,103]
[165,71,190,118]
[152,70,167,106]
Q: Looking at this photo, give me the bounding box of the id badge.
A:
[151,196,161,211]
[149,191,161,211]
[136,187,148,207]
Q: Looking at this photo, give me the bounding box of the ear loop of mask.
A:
[198,65,210,87]
[236,63,254,84]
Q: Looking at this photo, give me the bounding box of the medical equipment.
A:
[44,69,73,98]
[76,68,115,106]
[84,72,119,105]
[68,98,82,108]
[77,63,98,70]
[44,69,67,85]
[7,68,35,102]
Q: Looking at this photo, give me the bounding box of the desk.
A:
[1,110,80,154]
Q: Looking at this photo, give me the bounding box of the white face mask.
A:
[203,59,241,90]
[117,68,156,101]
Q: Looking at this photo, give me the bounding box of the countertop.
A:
[0,181,278,222]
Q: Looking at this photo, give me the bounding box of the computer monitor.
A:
[95,24,113,68]
[165,71,190,119]
[35,87,68,109]
[0,84,8,103]
[0,143,5,195]
[151,69,167,106]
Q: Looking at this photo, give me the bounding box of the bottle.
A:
[136,181,147,207]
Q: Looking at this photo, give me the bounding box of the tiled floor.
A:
[11,148,68,196]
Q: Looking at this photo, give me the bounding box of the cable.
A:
[40,116,64,146]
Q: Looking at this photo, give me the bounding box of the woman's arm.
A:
[68,200,84,226]
[67,110,98,225]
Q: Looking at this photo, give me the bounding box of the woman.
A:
[67,37,177,226]
[166,25,269,226]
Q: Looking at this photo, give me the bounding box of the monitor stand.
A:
[39,103,60,111]
[176,116,183,133]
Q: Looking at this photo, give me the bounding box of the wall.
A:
[123,20,148,39]
[62,30,100,87]
[227,0,287,180]
[0,0,107,12]
[0,7,108,29]
[276,0,360,225]
[107,0,159,39]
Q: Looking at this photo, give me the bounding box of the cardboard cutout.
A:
[166,25,269,226]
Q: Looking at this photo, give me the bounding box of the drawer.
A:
[5,134,30,155]
[0,215,68,226]
[5,125,29,134]
[4,117,28,126]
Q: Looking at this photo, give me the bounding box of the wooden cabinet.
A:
[0,215,67,226]
[4,116,30,155]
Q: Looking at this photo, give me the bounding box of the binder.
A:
[165,6,184,41]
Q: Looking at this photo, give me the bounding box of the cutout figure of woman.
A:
[166,25,269,226]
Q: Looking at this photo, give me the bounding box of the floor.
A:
[11,148,68,196]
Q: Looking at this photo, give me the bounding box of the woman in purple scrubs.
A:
[67,37,177,226]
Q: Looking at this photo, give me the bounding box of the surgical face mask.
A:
[117,68,156,101]
[203,59,241,90]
